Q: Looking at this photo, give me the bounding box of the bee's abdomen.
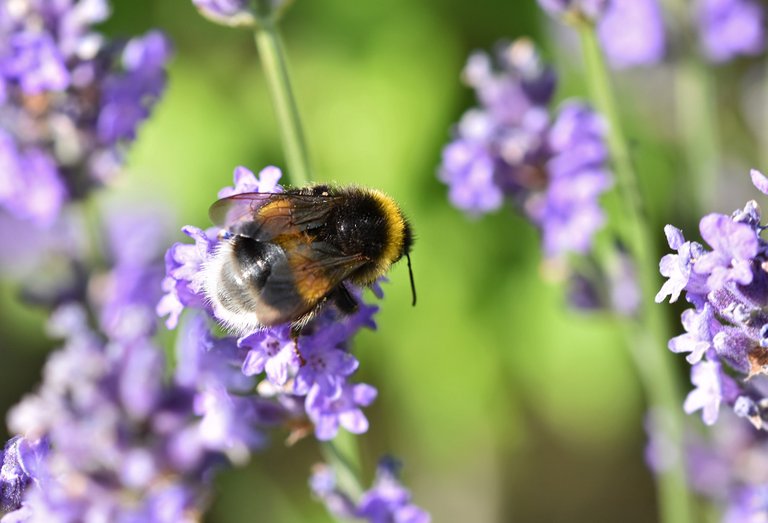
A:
[207,236,307,328]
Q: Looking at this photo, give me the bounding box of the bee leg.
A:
[330,284,358,315]
[290,324,306,366]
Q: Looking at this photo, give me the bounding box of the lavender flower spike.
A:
[191,0,293,26]
[658,169,768,430]
[3,306,231,522]
[357,458,431,523]
[439,39,613,260]
[311,458,431,523]
[597,0,666,69]
[697,0,765,63]
[0,3,171,226]
[192,0,257,26]
[537,0,607,20]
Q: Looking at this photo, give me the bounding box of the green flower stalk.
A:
[253,11,313,186]
[575,19,696,523]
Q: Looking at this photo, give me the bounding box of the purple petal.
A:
[598,0,666,69]
[352,384,378,406]
[339,409,369,434]
[750,169,768,195]
[314,415,340,441]
[241,349,267,377]
[664,225,685,250]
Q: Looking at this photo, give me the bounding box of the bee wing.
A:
[287,242,369,303]
[209,192,344,241]
[208,192,277,229]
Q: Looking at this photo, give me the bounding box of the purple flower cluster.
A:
[158,165,382,441]
[0,201,257,521]
[537,0,666,69]
[536,0,607,20]
[658,169,768,429]
[539,0,765,68]
[597,0,666,69]
[191,0,256,27]
[697,0,765,63]
[683,410,768,522]
[191,0,292,27]
[310,458,430,523]
[438,38,612,260]
[1,305,230,522]
[0,0,170,227]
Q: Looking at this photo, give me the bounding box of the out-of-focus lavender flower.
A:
[309,464,358,519]
[175,312,288,462]
[537,0,607,20]
[158,165,382,442]
[644,409,681,475]
[724,485,768,523]
[311,458,431,523]
[538,0,667,70]
[191,0,293,27]
[683,409,768,522]
[530,102,611,257]
[97,31,171,146]
[658,169,768,429]
[563,244,640,315]
[597,0,666,69]
[697,0,765,63]
[192,0,257,26]
[3,305,229,522]
[439,39,613,260]
[93,208,171,341]
[356,458,430,523]
[0,1,171,227]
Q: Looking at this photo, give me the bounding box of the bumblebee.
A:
[202,185,415,334]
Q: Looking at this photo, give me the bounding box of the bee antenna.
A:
[406,252,416,306]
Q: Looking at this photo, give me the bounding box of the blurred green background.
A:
[4,0,739,521]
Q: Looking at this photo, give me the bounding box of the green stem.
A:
[576,22,696,523]
[320,433,365,500]
[762,68,768,171]
[252,8,368,511]
[82,197,107,271]
[253,20,312,186]
[675,58,719,213]
[662,0,720,213]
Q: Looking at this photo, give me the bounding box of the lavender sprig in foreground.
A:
[1,306,231,522]
[658,169,768,430]
[0,208,259,521]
